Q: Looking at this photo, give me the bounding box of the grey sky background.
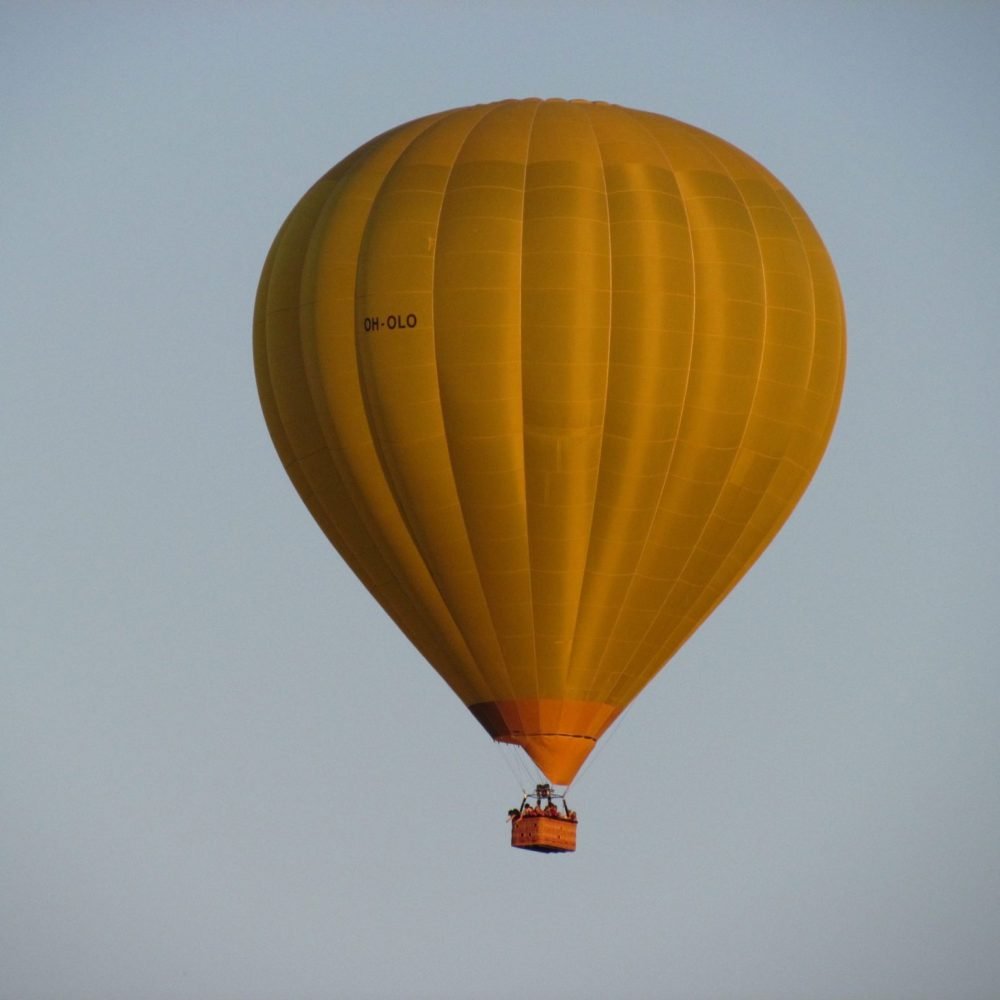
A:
[3,4,999,999]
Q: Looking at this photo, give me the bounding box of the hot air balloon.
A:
[254,98,845,853]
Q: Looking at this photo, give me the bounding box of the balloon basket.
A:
[508,784,578,854]
[511,814,577,853]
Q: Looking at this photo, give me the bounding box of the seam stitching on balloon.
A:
[262,173,382,592]
[520,98,544,721]
[589,108,699,695]
[656,193,834,681]
[351,110,498,703]
[611,127,780,698]
[340,115,493,698]
[564,102,615,713]
[429,101,522,705]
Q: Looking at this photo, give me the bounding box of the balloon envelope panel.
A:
[254,99,845,784]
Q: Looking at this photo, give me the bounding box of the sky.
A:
[2,3,999,998]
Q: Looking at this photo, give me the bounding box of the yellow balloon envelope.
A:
[254,99,846,785]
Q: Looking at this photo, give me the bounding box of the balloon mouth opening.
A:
[469,699,620,785]
[499,733,597,785]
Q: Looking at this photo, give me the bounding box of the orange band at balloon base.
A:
[469,699,620,785]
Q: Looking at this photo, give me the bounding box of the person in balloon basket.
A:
[507,802,578,825]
